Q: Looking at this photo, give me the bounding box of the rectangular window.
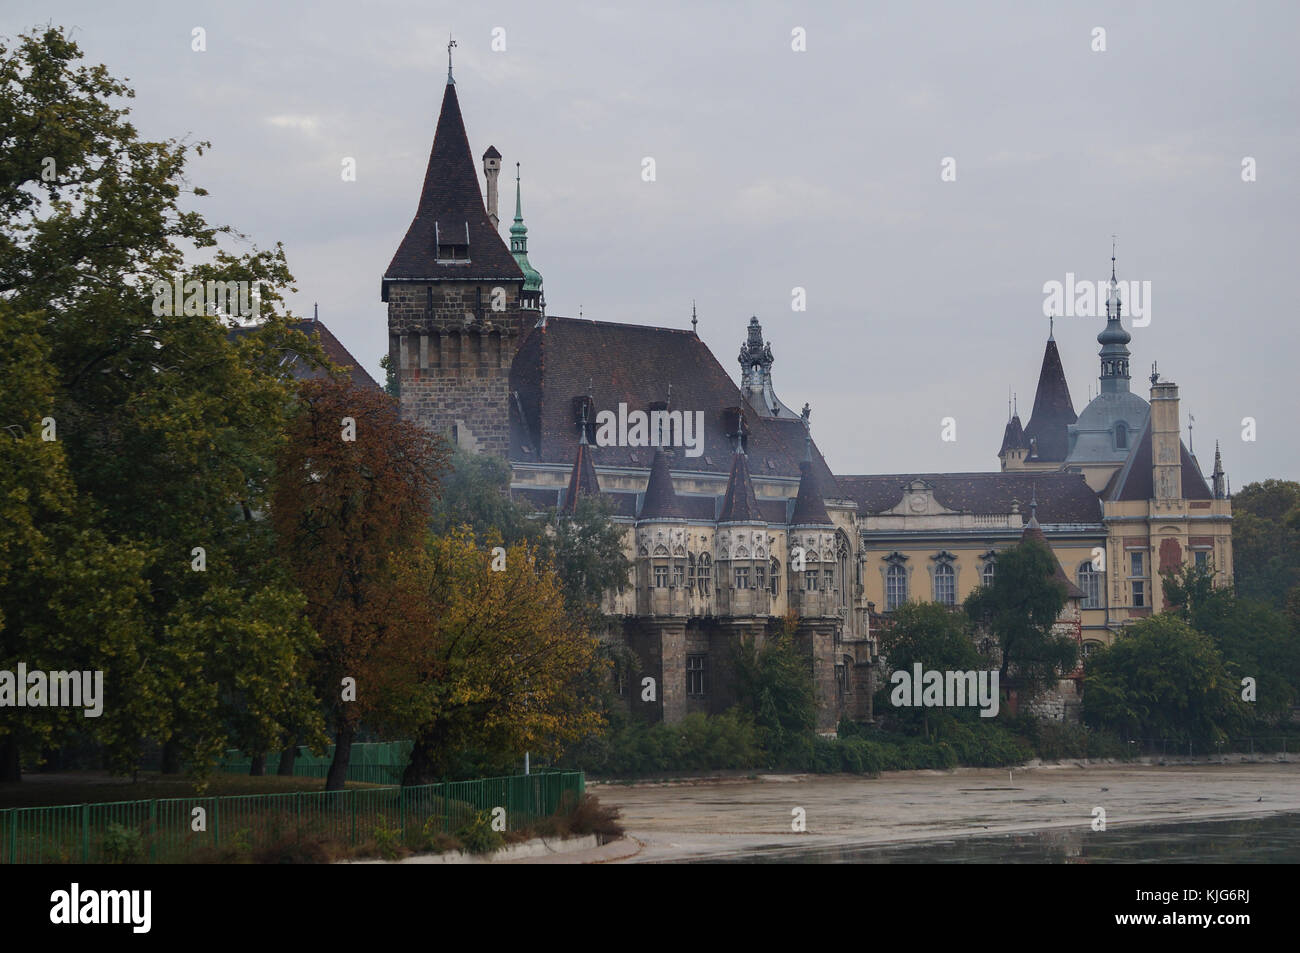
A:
[755,564,766,590]
[653,565,669,588]
[824,567,835,591]
[686,655,708,697]
[1129,551,1144,578]
[734,566,750,589]
[1132,580,1146,608]
[805,569,819,591]
[699,568,711,596]
[1194,550,1209,570]
[673,564,684,588]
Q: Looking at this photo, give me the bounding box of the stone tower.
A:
[382,73,529,455]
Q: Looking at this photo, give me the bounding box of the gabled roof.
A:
[1107,418,1214,501]
[562,435,600,513]
[790,457,832,525]
[835,471,1103,524]
[1023,339,1077,461]
[229,318,381,391]
[508,316,840,491]
[384,83,524,285]
[638,449,683,520]
[719,451,762,522]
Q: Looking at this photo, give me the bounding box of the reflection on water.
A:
[690,813,1300,864]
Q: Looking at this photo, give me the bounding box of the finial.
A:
[691,299,698,333]
[1013,392,1017,416]
[1150,361,1159,386]
[447,35,457,84]
[1030,486,1039,522]
[1188,413,1195,454]
[313,302,318,324]
[666,382,672,413]
[588,377,593,399]
[1049,310,1055,341]
[578,304,582,318]
[1111,234,1117,281]
[578,400,590,445]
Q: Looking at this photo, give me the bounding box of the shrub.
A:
[456,810,505,855]
[101,823,144,864]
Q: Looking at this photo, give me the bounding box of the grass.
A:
[0,771,384,809]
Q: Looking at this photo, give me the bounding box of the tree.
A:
[401,532,606,783]
[272,375,448,790]
[1083,615,1248,747]
[734,613,816,737]
[1231,480,1300,610]
[549,494,633,626]
[876,602,987,734]
[964,537,1076,700]
[1,26,325,781]
[427,446,542,546]
[1163,564,1300,724]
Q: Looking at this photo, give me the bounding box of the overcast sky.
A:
[6,1,1296,486]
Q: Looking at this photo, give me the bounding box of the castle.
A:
[380,68,1233,729]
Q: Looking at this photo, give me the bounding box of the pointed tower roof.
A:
[638,449,683,520]
[790,435,832,526]
[510,163,543,294]
[999,413,1028,456]
[1019,490,1085,599]
[1023,338,1077,461]
[383,82,523,287]
[719,449,762,523]
[1211,440,1226,499]
[562,426,599,514]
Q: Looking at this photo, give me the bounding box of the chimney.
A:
[482,146,502,229]
[1150,376,1182,501]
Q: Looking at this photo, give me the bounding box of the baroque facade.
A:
[381,71,1233,729]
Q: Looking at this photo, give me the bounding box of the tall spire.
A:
[1097,244,1132,394]
[638,449,682,520]
[508,163,543,307]
[1211,440,1226,500]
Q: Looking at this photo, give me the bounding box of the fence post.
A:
[9,809,15,864]
[81,804,89,863]
[350,791,357,847]
[399,786,405,842]
[149,800,157,863]
[214,797,220,848]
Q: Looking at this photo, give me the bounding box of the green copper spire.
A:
[510,163,543,300]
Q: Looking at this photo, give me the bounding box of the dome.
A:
[1065,390,1149,464]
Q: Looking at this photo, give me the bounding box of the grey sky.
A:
[7,0,1296,486]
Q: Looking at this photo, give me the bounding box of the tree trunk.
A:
[324,723,354,792]
[403,724,448,787]
[0,734,21,782]
[277,742,299,776]
[249,753,266,776]
[160,739,182,774]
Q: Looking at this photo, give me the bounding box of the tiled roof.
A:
[562,437,600,513]
[1023,339,1077,462]
[229,318,381,391]
[719,451,761,522]
[835,471,1103,524]
[999,414,1027,456]
[383,83,524,285]
[507,316,840,492]
[790,458,832,525]
[1107,419,1213,501]
[638,449,683,520]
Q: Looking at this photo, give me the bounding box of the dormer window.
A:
[1115,422,1127,450]
[435,221,470,263]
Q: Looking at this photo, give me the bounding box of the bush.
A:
[101,823,144,864]
[456,810,505,855]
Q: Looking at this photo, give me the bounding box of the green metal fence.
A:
[0,771,584,864]
[216,741,414,785]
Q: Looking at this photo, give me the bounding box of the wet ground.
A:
[582,761,1300,863]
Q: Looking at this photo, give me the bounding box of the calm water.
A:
[688,813,1300,863]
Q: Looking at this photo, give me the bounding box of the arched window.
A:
[769,557,780,596]
[1115,422,1127,450]
[687,552,696,591]
[886,563,907,610]
[698,554,712,596]
[933,562,956,606]
[982,560,996,587]
[1077,560,1103,609]
[836,531,852,608]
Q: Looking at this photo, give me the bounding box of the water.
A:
[688,812,1300,863]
